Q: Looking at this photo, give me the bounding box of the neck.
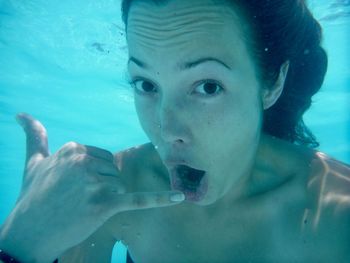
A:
[204,134,296,214]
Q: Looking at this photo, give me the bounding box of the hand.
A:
[0,113,184,263]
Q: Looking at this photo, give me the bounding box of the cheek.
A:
[195,95,262,138]
[203,101,262,193]
[199,95,263,162]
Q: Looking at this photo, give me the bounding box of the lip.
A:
[168,166,209,202]
[163,157,203,171]
[163,159,188,168]
[163,156,187,163]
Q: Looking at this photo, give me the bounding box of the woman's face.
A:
[127,0,265,205]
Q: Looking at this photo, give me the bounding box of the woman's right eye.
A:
[129,79,157,93]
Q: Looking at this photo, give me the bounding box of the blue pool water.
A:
[0,0,349,262]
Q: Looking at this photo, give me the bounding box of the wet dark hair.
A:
[121,0,328,148]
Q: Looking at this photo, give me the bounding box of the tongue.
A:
[176,165,205,188]
[169,165,209,202]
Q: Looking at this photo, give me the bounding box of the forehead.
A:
[126,0,253,72]
[127,0,248,45]
[128,0,239,25]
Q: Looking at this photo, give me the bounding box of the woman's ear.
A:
[262,61,290,110]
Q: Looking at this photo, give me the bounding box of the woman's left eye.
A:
[194,80,223,96]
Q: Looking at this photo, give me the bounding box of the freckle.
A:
[157,72,160,75]
[136,233,141,239]
[304,219,308,224]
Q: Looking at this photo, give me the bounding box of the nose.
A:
[158,100,191,145]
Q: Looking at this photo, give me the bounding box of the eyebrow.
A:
[128,56,232,70]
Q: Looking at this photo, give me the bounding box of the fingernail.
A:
[170,192,185,202]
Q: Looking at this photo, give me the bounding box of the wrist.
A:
[0,249,58,263]
[0,216,42,263]
[0,248,21,263]
[0,224,59,263]
[0,208,61,263]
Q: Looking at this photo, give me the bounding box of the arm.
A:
[0,113,184,263]
[0,226,116,263]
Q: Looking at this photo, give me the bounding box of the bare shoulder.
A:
[307,152,350,216]
[268,135,350,219]
[275,144,350,261]
[303,152,350,260]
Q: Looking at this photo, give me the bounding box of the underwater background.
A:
[0,0,349,262]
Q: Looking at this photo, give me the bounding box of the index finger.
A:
[105,191,186,216]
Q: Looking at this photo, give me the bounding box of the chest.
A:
[120,201,312,263]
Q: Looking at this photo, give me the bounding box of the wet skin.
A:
[58,0,350,262]
[59,139,350,263]
[126,0,288,206]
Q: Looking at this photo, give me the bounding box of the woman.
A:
[1,0,349,262]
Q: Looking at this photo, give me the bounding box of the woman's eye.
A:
[129,79,156,93]
[128,78,223,96]
[194,80,223,96]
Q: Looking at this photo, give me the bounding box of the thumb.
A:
[16,113,50,164]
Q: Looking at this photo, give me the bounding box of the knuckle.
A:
[64,141,80,150]
[76,153,89,163]
[132,194,148,208]
[155,193,162,203]
[58,141,82,156]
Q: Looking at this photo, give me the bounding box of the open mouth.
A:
[176,165,205,189]
[169,164,208,202]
